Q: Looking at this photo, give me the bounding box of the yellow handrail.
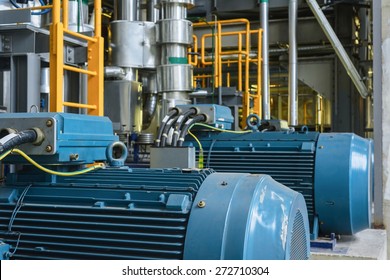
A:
[190,19,262,128]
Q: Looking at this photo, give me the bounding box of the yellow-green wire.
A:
[187,123,251,169]
[188,130,204,169]
[191,123,252,134]
[0,148,104,177]
[0,150,12,161]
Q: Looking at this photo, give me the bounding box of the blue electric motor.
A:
[0,168,309,260]
[0,113,310,260]
[185,127,373,238]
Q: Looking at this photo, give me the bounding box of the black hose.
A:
[172,108,197,146]
[155,108,179,147]
[177,115,207,147]
[161,116,180,147]
[0,130,37,154]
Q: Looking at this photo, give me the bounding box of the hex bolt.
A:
[46,119,53,127]
[45,145,53,152]
[197,200,206,208]
[69,154,79,161]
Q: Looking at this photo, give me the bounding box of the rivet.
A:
[319,146,324,149]
[197,200,206,208]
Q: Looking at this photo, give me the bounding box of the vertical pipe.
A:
[115,0,138,21]
[260,0,270,120]
[288,0,298,126]
[305,0,369,98]
[147,0,160,22]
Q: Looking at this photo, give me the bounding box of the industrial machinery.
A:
[0,0,375,260]
[0,113,310,260]
[177,112,373,239]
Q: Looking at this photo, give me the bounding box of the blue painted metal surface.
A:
[176,104,234,129]
[184,173,310,260]
[315,133,372,235]
[185,130,372,236]
[0,167,310,260]
[0,242,10,260]
[0,113,118,164]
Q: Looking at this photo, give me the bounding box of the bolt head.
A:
[197,200,206,208]
[46,119,53,127]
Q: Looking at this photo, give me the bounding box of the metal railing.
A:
[190,19,262,128]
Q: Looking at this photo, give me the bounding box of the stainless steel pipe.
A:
[288,0,298,126]
[260,0,271,119]
[114,0,138,21]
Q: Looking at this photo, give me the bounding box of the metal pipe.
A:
[305,0,369,98]
[142,73,158,129]
[114,0,138,21]
[104,66,126,79]
[260,0,270,119]
[143,93,158,130]
[147,0,160,22]
[288,0,298,126]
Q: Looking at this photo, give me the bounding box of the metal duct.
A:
[260,0,271,119]
[305,0,369,98]
[288,0,298,126]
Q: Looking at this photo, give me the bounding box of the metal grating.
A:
[0,169,213,260]
[289,210,309,260]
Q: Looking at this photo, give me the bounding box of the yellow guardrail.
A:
[190,19,262,128]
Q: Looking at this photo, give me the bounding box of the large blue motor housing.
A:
[0,168,309,260]
[185,130,372,237]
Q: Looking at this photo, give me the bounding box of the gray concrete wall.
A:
[380,0,390,260]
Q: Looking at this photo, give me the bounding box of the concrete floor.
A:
[310,229,387,260]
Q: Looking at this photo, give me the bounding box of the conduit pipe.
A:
[305,0,369,98]
[288,0,298,126]
[260,0,271,119]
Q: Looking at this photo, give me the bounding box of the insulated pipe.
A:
[305,0,369,98]
[143,93,158,130]
[260,0,271,119]
[288,0,298,126]
[104,66,126,79]
[114,0,138,21]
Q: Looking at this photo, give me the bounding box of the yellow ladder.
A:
[50,0,104,115]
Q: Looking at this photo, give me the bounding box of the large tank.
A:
[0,168,309,260]
[184,129,373,238]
